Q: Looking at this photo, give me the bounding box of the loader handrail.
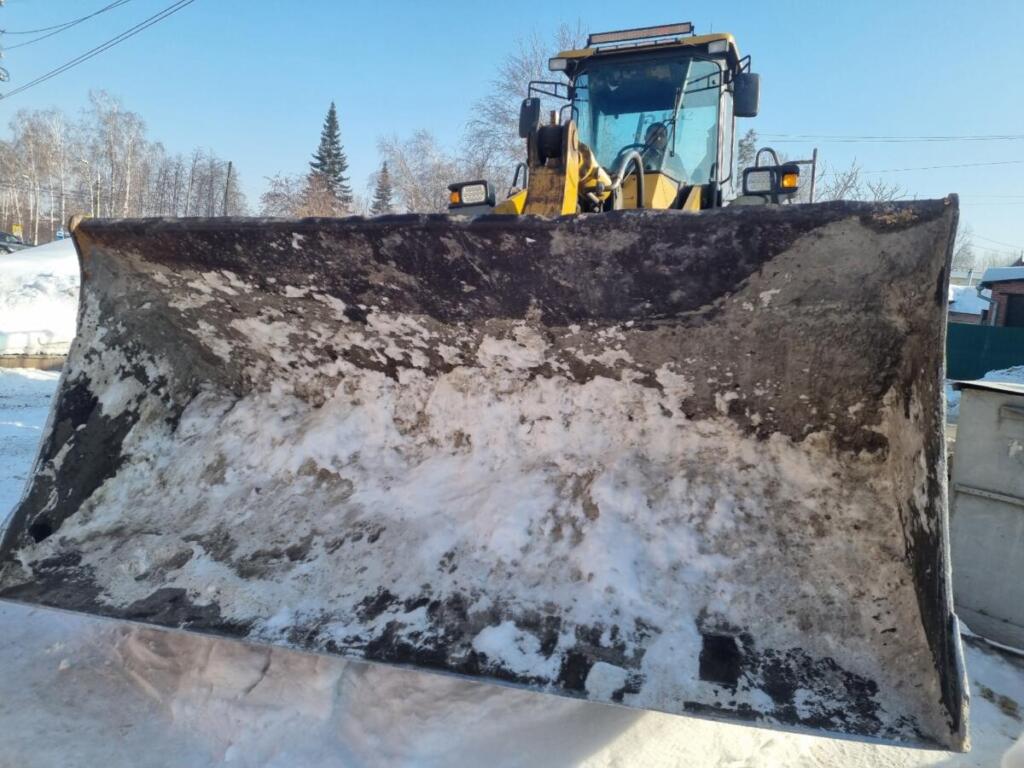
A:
[611,149,645,208]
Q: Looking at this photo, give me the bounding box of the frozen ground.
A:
[1,369,1023,766]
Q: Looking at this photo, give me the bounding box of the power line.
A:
[762,133,1024,144]
[967,242,1021,256]
[948,194,1024,199]
[0,0,198,101]
[0,180,94,201]
[1,1,134,49]
[819,160,1024,176]
[975,233,1024,250]
[962,202,1024,207]
[895,194,1024,200]
[862,159,1024,174]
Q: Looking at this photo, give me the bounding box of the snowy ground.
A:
[0,368,59,513]
[1,368,1023,766]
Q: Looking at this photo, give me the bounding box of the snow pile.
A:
[0,368,60,513]
[0,238,78,357]
[982,366,1024,386]
[948,285,990,316]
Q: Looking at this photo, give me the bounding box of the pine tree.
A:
[309,101,352,208]
[370,161,394,215]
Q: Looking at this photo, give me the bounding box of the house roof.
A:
[947,285,990,314]
[953,364,1024,395]
[953,379,1024,396]
[980,266,1024,287]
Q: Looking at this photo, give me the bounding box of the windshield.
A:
[573,55,721,184]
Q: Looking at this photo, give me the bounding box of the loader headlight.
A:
[447,180,496,210]
[459,183,488,205]
[744,169,772,194]
[548,57,568,72]
[742,163,800,198]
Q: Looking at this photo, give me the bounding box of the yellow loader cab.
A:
[449,22,799,217]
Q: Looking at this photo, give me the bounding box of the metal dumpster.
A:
[950,379,1024,649]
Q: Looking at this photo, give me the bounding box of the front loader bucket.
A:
[0,200,967,749]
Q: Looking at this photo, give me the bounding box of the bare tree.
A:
[952,224,976,271]
[815,159,906,203]
[295,173,347,217]
[259,174,304,216]
[975,249,1020,270]
[864,177,906,203]
[258,173,347,217]
[816,160,863,202]
[377,131,463,213]
[463,22,586,187]
[0,91,247,241]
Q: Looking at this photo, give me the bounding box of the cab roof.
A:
[555,32,741,71]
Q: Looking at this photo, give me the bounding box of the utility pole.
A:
[222,161,232,216]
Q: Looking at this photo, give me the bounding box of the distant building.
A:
[949,268,979,287]
[978,266,1024,326]
[948,284,990,325]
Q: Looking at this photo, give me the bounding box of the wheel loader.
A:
[0,22,967,750]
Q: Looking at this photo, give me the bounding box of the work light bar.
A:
[587,22,693,47]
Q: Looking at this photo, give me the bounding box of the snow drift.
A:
[0,239,78,358]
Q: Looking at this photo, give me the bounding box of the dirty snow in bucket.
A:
[0,261,1021,765]
[0,223,972,749]
[9,285,954,742]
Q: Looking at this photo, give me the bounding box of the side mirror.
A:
[734,73,760,118]
[519,98,541,139]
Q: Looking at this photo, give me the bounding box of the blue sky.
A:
[1,0,1023,258]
